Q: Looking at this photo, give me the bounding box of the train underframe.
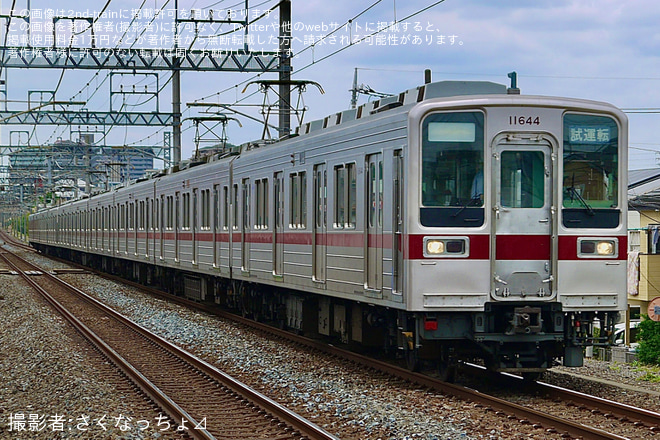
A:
[34,244,619,382]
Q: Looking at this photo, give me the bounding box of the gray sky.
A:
[1,0,658,170]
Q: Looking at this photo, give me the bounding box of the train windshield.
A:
[562,113,620,228]
[421,112,485,208]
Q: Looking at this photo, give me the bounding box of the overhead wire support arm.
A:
[0,46,283,72]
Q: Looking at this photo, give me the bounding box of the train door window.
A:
[201,189,211,230]
[193,189,199,231]
[369,162,377,227]
[154,198,159,230]
[232,184,239,230]
[335,165,345,228]
[378,160,383,227]
[255,178,268,229]
[182,193,190,230]
[291,173,299,228]
[213,186,219,232]
[333,164,356,229]
[289,171,307,229]
[140,201,145,230]
[500,151,544,208]
[242,179,250,229]
[315,169,326,229]
[223,186,229,230]
[167,196,173,229]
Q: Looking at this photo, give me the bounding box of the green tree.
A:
[636,316,660,366]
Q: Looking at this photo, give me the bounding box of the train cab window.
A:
[562,114,619,228]
[420,111,485,227]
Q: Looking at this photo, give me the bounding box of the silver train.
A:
[29,80,628,380]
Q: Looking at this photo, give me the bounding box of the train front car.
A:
[405,91,627,379]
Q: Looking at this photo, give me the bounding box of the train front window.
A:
[500,151,544,208]
[420,111,485,227]
[562,114,620,228]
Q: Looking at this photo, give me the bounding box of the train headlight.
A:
[426,239,445,254]
[578,238,617,258]
[596,241,615,255]
[423,237,468,258]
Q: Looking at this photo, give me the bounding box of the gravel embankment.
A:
[0,264,185,440]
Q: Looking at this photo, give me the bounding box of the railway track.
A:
[0,247,337,440]
[76,266,660,440]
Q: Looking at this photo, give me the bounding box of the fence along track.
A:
[0,250,338,440]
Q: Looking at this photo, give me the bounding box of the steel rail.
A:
[0,252,216,440]
[0,250,339,440]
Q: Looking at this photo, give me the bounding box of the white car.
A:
[613,321,640,346]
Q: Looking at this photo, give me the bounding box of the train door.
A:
[392,150,404,300]
[213,185,219,268]
[313,164,327,282]
[175,192,180,262]
[241,179,250,272]
[159,195,164,259]
[192,188,198,264]
[491,133,556,300]
[365,153,383,295]
[273,172,284,276]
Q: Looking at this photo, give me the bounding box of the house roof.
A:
[629,168,660,209]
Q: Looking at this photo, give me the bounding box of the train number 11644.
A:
[509,115,540,125]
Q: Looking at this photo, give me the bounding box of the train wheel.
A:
[401,330,420,372]
[405,347,420,372]
[437,346,457,383]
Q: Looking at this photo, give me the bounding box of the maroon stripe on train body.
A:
[92,232,628,261]
[495,235,550,260]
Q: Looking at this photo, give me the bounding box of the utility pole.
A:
[172,0,182,167]
[350,68,358,109]
[278,0,292,138]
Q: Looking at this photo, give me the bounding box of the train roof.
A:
[296,80,507,136]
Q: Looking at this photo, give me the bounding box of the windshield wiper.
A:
[451,196,481,218]
[566,186,595,216]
